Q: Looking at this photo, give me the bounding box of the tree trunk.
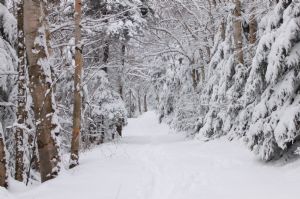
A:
[233,0,244,64]
[42,1,57,87]
[28,134,39,171]
[138,90,142,114]
[248,1,257,45]
[99,41,110,141]
[220,18,226,41]
[119,44,125,99]
[204,36,211,62]
[15,0,26,182]
[103,41,109,72]
[144,94,148,112]
[116,123,122,137]
[24,0,60,182]
[116,44,126,137]
[191,58,198,88]
[70,0,83,169]
[128,89,132,118]
[199,50,206,83]
[0,123,7,188]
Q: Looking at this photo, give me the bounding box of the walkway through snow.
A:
[4,111,300,199]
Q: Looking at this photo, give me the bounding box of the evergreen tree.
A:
[244,0,300,160]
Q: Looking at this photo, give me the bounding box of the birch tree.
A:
[23,0,60,182]
[233,0,244,64]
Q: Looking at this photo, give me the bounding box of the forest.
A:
[0,0,300,198]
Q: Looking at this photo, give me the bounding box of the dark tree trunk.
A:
[116,44,126,137]
[144,94,148,112]
[220,18,226,41]
[138,90,142,114]
[128,89,132,118]
[15,0,26,182]
[103,41,109,72]
[0,124,7,188]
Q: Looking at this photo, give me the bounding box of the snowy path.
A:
[7,111,300,199]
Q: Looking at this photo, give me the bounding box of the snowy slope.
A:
[2,111,300,199]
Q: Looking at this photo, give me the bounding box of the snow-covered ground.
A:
[2,111,300,199]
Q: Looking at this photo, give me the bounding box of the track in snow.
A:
[7,111,300,199]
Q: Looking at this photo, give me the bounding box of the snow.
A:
[0,3,17,44]
[2,111,300,199]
